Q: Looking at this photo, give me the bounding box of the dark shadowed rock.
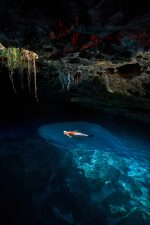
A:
[117,63,141,78]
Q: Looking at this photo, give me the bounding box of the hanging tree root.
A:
[21,48,38,101]
[0,44,38,101]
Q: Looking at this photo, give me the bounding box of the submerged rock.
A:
[101,191,131,219]
[116,208,150,225]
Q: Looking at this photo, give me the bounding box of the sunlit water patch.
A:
[0,119,150,225]
[39,121,150,224]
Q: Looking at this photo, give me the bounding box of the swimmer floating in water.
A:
[64,130,89,138]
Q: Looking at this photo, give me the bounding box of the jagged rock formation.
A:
[0,0,150,123]
[37,48,150,123]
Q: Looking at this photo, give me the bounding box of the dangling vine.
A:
[0,44,38,101]
[20,48,38,101]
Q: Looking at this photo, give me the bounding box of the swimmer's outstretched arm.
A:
[80,133,88,136]
[74,132,88,136]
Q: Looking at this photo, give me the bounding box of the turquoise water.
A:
[0,112,150,225]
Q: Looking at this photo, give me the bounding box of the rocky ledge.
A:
[1,13,150,124]
[36,47,150,124]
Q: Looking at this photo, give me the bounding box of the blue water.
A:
[0,111,150,225]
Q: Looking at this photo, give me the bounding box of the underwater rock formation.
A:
[38,121,150,225]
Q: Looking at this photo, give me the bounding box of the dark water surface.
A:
[0,106,150,225]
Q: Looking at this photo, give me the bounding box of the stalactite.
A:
[103,73,114,93]
[33,57,38,102]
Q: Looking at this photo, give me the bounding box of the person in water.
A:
[64,131,89,138]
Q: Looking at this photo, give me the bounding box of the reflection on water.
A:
[0,119,150,225]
